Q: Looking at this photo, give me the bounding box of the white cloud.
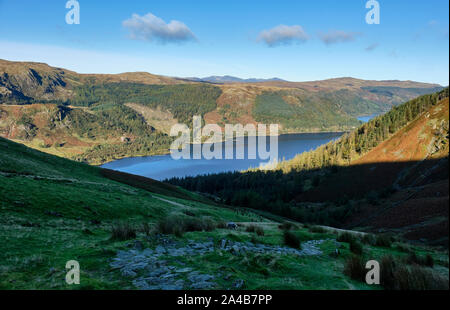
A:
[319,30,361,45]
[122,13,196,44]
[258,25,309,47]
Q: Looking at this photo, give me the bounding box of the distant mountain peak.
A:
[183,75,287,84]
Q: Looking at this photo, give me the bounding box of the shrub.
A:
[246,225,256,233]
[361,234,376,246]
[344,255,366,282]
[111,222,137,240]
[183,210,196,217]
[255,226,265,236]
[309,226,326,234]
[278,222,296,231]
[380,255,447,290]
[425,254,435,268]
[156,215,218,237]
[349,239,364,255]
[375,234,392,248]
[283,231,301,249]
[337,232,355,243]
[217,221,227,229]
[405,253,434,268]
[366,190,380,205]
[140,222,151,236]
[246,224,265,236]
[396,243,412,253]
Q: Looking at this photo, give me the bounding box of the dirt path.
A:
[153,196,188,208]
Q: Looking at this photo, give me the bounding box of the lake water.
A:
[102,132,343,181]
[357,114,380,123]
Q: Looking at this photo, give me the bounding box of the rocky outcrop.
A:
[110,237,330,290]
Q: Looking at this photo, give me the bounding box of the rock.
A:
[233,279,245,289]
[148,267,169,277]
[131,262,148,270]
[191,282,214,289]
[161,284,183,290]
[142,249,154,257]
[220,239,227,249]
[231,245,240,255]
[155,245,166,254]
[188,273,214,283]
[134,240,144,251]
[175,267,193,273]
[121,136,131,143]
[227,222,238,230]
[121,268,137,278]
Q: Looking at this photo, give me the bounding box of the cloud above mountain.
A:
[258,25,309,47]
[319,30,362,45]
[122,13,196,44]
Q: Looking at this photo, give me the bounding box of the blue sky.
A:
[0,0,448,85]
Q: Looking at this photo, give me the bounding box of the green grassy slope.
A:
[0,137,448,290]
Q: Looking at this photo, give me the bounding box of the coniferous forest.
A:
[167,88,449,226]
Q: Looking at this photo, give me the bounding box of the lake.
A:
[102,132,343,180]
[357,114,380,123]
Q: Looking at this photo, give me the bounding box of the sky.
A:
[0,0,448,85]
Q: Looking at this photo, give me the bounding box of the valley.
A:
[0,59,443,165]
[0,60,448,291]
[0,136,448,290]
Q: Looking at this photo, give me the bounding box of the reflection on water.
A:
[101,132,343,181]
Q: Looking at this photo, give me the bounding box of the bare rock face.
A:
[0,61,73,104]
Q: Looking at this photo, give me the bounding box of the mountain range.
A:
[183,75,287,84]
[0,59,444,164]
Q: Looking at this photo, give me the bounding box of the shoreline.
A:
[97,130,346,166]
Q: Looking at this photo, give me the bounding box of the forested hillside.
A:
[0,103,173,164]
[168,88,449,242]
[67,83,222,125]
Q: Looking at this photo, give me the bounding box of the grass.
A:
[246,224,265,236]
[375,234,393,248]
[379,255,448,290]
[283,231,301,249]
[0,137,448,290]
[344,255,366,282]
[155,215,219,237]
[349,239,364,255]
[110,223,137,241]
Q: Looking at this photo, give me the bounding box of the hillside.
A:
[168,88,449,246]
[297,96,449,245]
[1,136,448,290]
[0,59,443,164]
